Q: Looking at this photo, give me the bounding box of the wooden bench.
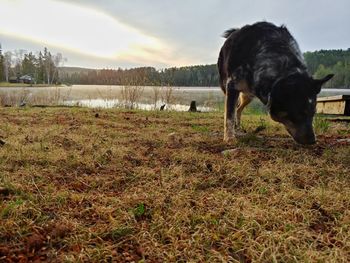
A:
[316,95,350,116]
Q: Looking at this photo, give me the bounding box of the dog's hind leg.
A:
[235,93,253,130]
[224,79,240,142]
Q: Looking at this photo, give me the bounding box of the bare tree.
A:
[43,48,54,84]
[152,86,161,110]
[120,85,144,109]
[3,51,12,82]
[52,53,67,84]
[162,85,174,105]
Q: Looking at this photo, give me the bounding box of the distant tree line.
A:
[304,49,350,88]
[59,64,219,87]
[60,49,350,88]
[0,44,64,84]
[1,45,349,88]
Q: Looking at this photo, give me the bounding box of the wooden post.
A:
[188,101,197,112]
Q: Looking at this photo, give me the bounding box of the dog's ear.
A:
[312,74,334,94]
[315,74,334,85]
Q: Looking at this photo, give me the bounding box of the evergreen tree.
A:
[36,52,44,84]
[22,52,37,82]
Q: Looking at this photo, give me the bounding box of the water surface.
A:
[0,85,349,110]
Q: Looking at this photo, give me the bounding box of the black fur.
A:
[222,28,238,38]
[218,21,334,145]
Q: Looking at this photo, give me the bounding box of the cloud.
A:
[1,0,349,68]
[0,32,174,69]
[0,0,175,67]
[58,0,350,62]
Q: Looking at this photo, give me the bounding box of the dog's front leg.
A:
[224,80,239,142]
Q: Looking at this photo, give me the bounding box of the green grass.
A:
[314,115,331,134]
[0,107,349,262]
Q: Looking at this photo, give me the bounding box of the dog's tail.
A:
[222,28,238,38]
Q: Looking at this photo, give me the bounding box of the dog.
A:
[217,21,334,145]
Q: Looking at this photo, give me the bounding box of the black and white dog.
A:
[218,22,333,144]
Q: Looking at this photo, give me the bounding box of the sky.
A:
[0,0,349,69]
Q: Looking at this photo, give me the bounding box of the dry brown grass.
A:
[0,87,72,107]
[0,107,349,262]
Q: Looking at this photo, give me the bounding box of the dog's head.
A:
[269,73,334,145]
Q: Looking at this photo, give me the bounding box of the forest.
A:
[0,46,349,88]
[0,46,64,85]
[57,49,350,88]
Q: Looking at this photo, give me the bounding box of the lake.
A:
[0,85,349,111]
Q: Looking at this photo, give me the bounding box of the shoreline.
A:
[0,82,66,88]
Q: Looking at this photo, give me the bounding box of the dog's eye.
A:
[308,98,315,105]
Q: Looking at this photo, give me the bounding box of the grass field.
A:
[0,107,349,262]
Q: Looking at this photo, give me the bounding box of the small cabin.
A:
[19,75,34,84]
[8,75,35,84]
[9,76,19,83]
